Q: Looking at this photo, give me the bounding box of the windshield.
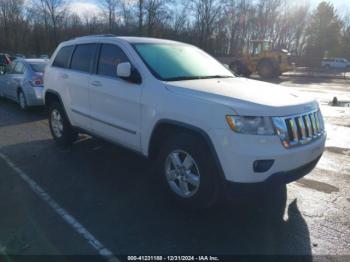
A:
[30,63,46,72]
[133,43,233,81]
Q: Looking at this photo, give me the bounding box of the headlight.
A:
[226,115,275,135]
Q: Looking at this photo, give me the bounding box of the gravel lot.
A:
[0,76,349,261]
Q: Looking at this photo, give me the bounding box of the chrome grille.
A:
[273,110,325,148]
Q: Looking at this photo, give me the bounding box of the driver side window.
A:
[97,44,130,78]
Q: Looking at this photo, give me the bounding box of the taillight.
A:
[30,76,43,86]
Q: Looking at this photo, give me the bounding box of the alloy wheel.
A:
[164,150,200,198]
[51,109,64,138]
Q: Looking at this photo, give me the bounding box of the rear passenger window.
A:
[53,46,74,68]
[70,44,97,73]
[97,44,129,78]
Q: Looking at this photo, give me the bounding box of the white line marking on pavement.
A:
[0,152,120,262]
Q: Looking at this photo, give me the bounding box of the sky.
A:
[68,0,350,18]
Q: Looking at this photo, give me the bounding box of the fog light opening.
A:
[253,160,275,173]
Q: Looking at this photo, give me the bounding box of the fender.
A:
[44,89,63,106]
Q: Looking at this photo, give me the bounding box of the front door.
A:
[89,43,142,151]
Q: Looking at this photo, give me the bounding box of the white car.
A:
[321,58,350,70]
[43,35,326,208]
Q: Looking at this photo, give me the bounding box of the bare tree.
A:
[120,0,134,32]
[101,0,119,32]
[0,0,25,52]
[144,0,170,36]
[191,0,223,51]
[136,0,144,35]
[36,0,67,44]
[0,0,349,61]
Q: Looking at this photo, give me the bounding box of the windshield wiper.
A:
[165,76,204,81]
[199,75,233,79]
[165,75,233,82]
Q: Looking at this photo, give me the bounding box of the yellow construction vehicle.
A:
[218,40,292,79]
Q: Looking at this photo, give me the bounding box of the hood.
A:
[164,77,318,116]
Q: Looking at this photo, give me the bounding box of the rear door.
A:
[0,62,15,97]
[66,43,98,131]
[7,61,25,100]
[89,43,142,151]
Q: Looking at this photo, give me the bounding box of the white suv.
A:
[44,35,326,208]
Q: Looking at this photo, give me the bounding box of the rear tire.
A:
[18,90,28,110]
[48,101,78,147]
[156,132,220,209]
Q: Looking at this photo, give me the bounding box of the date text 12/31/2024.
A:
[127,256,220,261]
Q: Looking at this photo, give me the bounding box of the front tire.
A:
[48,102,78,147]
[157,133,220,209]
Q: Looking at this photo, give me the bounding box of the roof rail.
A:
[73,34,117,40]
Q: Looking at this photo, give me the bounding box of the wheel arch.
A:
[148,119,225,180]
[16,86,25,97]
[44,89,62,107]
[16,86,27,107]
[45,89,72,126]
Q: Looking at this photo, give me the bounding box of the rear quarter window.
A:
[13,62,25,74]
[52,46,74,69]
[30,63,47,72]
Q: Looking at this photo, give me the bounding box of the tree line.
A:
[0,0,349,61]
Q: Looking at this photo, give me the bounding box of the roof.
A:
[117,36,184,45]
[13,58,48,63]
[67,35,185,45]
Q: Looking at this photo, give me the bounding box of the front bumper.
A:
[209,129,326,183]
[223,154,321,198]
[226,153,321,188]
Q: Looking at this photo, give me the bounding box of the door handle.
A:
[60,73,68,79]
[91,81,102,87]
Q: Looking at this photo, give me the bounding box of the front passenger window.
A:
[97,44,129,78]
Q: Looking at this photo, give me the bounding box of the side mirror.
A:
[116,62,142,84]
[117,62,131,78]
